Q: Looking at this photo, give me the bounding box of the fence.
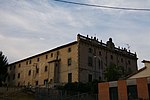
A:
[35,87,98,100]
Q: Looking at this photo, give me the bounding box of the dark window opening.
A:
[14,65,16,69]
[13,74,15,80]
[88,56,93,66]
[88,74,92,82]
[18,64,21,68]
[127,85,138,100]
[29,60,32,64]
[68,73,72,83]
[128,60,131,65]
[35,81,38,86]
[111,55,113,60]
[46,55,48,59]
[44,79,48,85]
[57,51,59,55]
[28,70,31,76]
[37,58,39,62]
[98,59,101,69]
[68,58,72,66]
[51,53,53,57]
[18,73,20,79]
[45,66,48,72]
[68,48,71,52]
[109,87,118,100]
[36,68,39,73]
[121,58,123,63]
[88,48,93,53]
[99,51,101,56]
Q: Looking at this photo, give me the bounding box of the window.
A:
[18,82,20,87]
[88,48,92,53]
[44,79,48,85]
[18,73,20,79]
[98,59,101,69]
[127,85,138,100]
[88,56,93,66]
[45,66,48,72]
[36,68,39,73]
[29,60,32,64]
[9,67,12,71]
[68,58,72,66]
[18,64,21,68]
[68,48,71,52]
[68,73,72,83]
[37,58,39,62]
[51,53,53,57]
[121,58,123,63]
[46,55,48,59]
[35,81,38,86]
[128,60,131,65]
[28,70,31,76]
[14,65,16,69]
[88,74,92,82]
[13,74,15,80]
[109,87,118,100]
[99,51,101,56]
[57,51,59,55]
[111,55,113,60]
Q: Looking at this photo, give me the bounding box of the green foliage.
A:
[58,80,100,94]
[0,51,8,86]
[104,63,123,81]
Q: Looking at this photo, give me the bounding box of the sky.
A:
[0,0,150,69]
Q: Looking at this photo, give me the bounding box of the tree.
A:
[0,51,8,86]
[104,63,123,81]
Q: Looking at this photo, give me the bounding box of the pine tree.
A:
[0,51,8,86]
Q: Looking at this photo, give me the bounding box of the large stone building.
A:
[7,34,138,87]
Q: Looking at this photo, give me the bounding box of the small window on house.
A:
[9,67,12,70]
[128,60,131,65]
[18,73,20,79]
[111,55,113,60]
[45,66,48,72]
[37,58,39,62]
[68,48,71,52]
[51,53,53,57]
[88,74,92,82]
[44,79,48,85]
[57,51,59,55]
[28,70,31,76]
[68,73,72,83]
[18,64,21,68]
[68,58,72,66]
[13,74,15,80]
[36,68,39,73]
[121,58,123,62]
[14,65,16,69]
[35,81,38,86]
[18,82,20,87]
[46,55,48,59]
[88,48,92,53]
[98,59,101,69]
[88,56,93,66]
[99,51,101,56]
[29,60,32,64]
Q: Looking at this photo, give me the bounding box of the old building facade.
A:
[7,34,138,87]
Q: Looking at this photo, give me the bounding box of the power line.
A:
[54,0,150,12]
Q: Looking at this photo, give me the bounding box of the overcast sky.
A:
[0,0,150,69]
